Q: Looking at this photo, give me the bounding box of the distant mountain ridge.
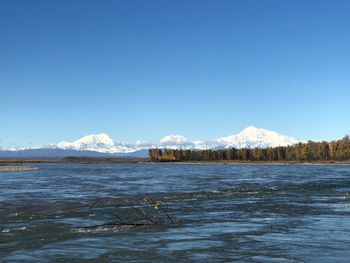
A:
[0,126,300,158]
[0,148,149,159]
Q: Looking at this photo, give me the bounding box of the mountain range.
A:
[0,126,300,158]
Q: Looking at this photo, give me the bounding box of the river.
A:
[1,163,350,262]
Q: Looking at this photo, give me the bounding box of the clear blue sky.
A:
[1,0,349,148]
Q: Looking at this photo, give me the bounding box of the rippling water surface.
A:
[1,163,350,262]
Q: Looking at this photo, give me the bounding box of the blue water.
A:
[1,163,350,262]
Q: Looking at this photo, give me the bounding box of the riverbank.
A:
[164,160,350,165]
[0,165,42,172]
[1,158,350,165]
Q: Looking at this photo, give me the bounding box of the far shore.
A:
[1,158,350,165]
[157,161,350,165]
[147,160,350,165]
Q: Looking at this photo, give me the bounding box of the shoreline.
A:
[149,160,350,165]
[1,158,350,165]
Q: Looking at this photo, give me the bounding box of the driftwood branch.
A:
[160,206,174,223]
[80,198,181,230]
[128,204,158,225]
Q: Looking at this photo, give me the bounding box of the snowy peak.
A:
[238,125,265,137]
[74,133,114,146]
[57,133,114,148]
[158,134,191,150]
[219,126,299,148]
[56,133,133,153]
[160,135,187,144]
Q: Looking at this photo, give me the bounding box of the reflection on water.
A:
[1,163,350,262]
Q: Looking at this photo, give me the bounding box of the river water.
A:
[1,163,350,262]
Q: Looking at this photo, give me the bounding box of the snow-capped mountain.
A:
[216,126,299,149]
[160,135,187,144]
[55,133,135,153]
[158,134,195,149]
[50,126,299,154]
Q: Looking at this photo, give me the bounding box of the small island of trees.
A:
[149,136,350,162]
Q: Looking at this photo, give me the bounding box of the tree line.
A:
[149,136,350,162]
